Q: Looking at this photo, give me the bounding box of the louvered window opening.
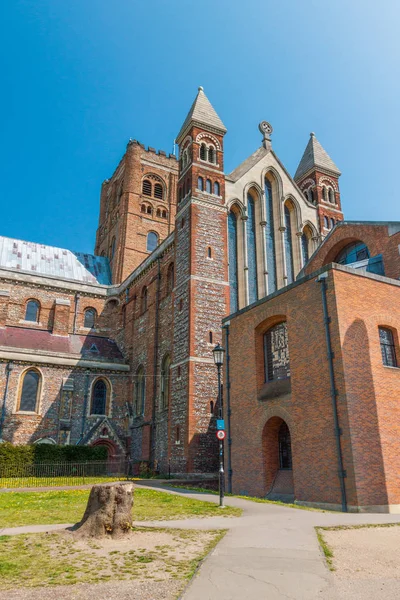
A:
[20,370,40,412]
[379,327,397,367]
[264,322,290,382]
[200,144,207,160]
[91,380,107,414]
[154,183,163,200]
[142,180,152,196]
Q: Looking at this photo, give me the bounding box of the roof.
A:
[0,236,111,285]
[294,132,341,181]
[176,87,227,142]
[0,327,125,362]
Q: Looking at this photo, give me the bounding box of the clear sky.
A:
[1,0,399,254]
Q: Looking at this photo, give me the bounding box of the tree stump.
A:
[74,482,134,538]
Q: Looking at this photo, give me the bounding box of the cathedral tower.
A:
[169,87,229,472]
[294,132,343,237]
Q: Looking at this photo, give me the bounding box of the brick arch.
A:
[261,411,294,495]
[92,438,118,459]
[322,237,368,266]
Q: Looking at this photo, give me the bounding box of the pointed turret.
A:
[294,132,340,182]
[176,86,227,143]
[294,133,343,238]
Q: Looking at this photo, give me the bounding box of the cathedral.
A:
[0,87,346,475]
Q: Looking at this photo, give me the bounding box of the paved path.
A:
[2,481,400,599]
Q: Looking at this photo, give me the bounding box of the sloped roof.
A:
[0,236,111,285]
[226,146,269,182]
[0,327,125,362]
[294,132,341,181]
[176,87,227,141]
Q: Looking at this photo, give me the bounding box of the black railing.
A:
[0,458,130,488]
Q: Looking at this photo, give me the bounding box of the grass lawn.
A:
[0,488,241,528]
[0,527,226,589]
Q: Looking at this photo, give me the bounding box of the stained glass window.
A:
[264,322,290,382]
[228,210,239,312]
[91,379,107,415]
[379,327,397,367]
[19,370,40,412]
[284,205,294,284]
[247,195,258,304]
[264,179,277,294]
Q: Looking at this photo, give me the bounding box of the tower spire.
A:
[294,132,340,182]
[176,87,227,143]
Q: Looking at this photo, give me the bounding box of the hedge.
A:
[0,442,108,470]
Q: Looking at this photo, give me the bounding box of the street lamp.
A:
[212,343,225,508]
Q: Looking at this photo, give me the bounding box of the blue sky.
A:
[1,0,399,254]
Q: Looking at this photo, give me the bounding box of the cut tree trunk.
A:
[74,482,134,538]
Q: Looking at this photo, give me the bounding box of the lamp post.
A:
[212,343,225,508]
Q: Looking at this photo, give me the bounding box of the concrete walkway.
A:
[2,481,400,599]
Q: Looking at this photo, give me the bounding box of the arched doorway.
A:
[262,416,294,501]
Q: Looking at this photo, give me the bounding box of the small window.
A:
[176,426,180,443]
[210,400,214,414]
[321,186,327,202]
[154,183,163,200]
[209,331,213,344]
[111,237,116,259]
[207,246,212,258]
[19,369,41,412]
[84,308,96,329]
[167,263,174,294]
[147,232,158,252]
[179,187,183,202]
[25,300,40,322]
[90,379,108,415]
[330,218,335,229]
[206,179,212,193]
[379,327,397,367]
[208,146,215,163]
[198,177,204,191]
[141,286,148,313]
[161,355,171,409]
[324,216,329,229]
[156,208,161,218]
[134,367,146,416]
[308,188,314,204]
[142,180,152,196]
[186,178,191,194]
[213,181,220,195]
[181,218,185,229]
[264,322,290,382]
[147,205,152,215]
[329,188,335,204]
[200,143,207,160]
[162,210,167,219]
[141,204,146,213]
[179,299,183,311]
[177,365,181,379]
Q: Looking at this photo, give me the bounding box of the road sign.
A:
[217,419,225,430]
[216,430,226,440]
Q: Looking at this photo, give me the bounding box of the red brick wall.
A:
[225,265,400,510]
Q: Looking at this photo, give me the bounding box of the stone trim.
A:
[0,348,129,371]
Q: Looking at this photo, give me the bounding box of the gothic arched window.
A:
[160,355,171,409]
[134,367,146,416]
[264,177,277,294]
[147,231,158,252]
[264,321,290,382]
[19,369,41,412]
[90,379,109,415]
[84,307,96,329]
[247,193,258,303]
[25,300,40,322]
[228,208,239,312]
[301,225,313,266]
[284,204,295,284]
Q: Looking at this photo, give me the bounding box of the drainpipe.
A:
[223,322,233,493]
[317,273,347,512]
[72,293,80,334]
[0,362,13,442]
[150,257,161,470]
[78,370,91,444]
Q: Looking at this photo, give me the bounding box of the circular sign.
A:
[216,430,226,440]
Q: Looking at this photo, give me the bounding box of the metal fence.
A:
[0,458,130,489]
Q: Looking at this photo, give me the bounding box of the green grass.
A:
[315,528,335,570]
[0,476,128,489]
[0,528,227,589]
[0,488,241,528]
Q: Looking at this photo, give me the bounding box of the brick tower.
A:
[294,132,343,237]
[95,141,179,284]
[169,87,229,473]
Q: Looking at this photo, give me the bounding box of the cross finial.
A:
[259,121,273,150]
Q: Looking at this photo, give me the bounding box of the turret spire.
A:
[176,87,227,143]
[294,132,340,182]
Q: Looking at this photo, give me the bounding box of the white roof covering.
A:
[294,132,341,181]
[177,87,227,141]
[0,236,111,285]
